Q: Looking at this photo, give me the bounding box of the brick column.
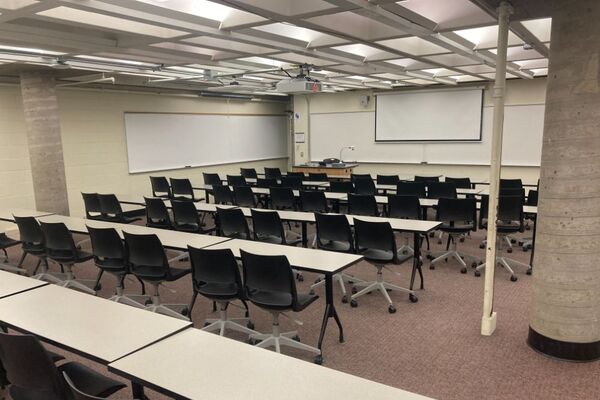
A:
[20,72,69,215]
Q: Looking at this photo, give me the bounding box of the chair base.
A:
[202,303,257,336]
[431,250,479,273]
[58,277,96,295]
[350,265,414,312]
[474,256,532,281]
[108,289,148,308]
[250,313,320,356]
[310,273,363,303]
[145,287,190,320]
[0,262,28,275]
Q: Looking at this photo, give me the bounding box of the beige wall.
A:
[293,78,547,184]
[0,85,289,217]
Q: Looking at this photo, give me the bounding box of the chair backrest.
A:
[300,191,328,213]
[348,194,378,216]
[500,187,526,204]
[14,216,44,246]
[227,175,247,187]
[354,219,397,260]
[40,222,77,260]
[240,168,258,179]
[256,178,278,188]
[264,167,282,180]
[169,178,195,201]
[203,173,222,186]
[123,232,169,279]
[216,207,251,239]
[212,185,234,205]
[63,372,105,400]
[308,173,328,181]
[415,175,440,183]
[436,198,477,231]
[329,181,354,194]
[144,197,171,229]
[269,187,296,210]
[81,193,102,219]
[350,173,372,183]
[396,181,426,198]
[149,176,171,198]
[500,178,523,189]
[280,176,302,190]
[233,185,256,208]
[314,213,354,252]
[240,250,296,308]
[376,175,400,185]
[427,182,457,199]
[354,178,376,195]
[0,332,65,400]
[286,172,305,179]
[387,195,422,219]
[98,194,124,216]
[251,209,285,244]
[87,226,125,265]
[171,200,201,230]
[498,195,524,228]
[445,177,471,189]
[527,189,539,206]
[188,247,242,296]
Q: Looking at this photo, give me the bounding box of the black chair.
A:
[396,181,426,198]
[350,173,372,182]
[0,332,125,400]
[13,216,52,279]
[187,247,256,335]
[124,232,190,319]
[310,213,361,303]
[286,172,305,179]
[62,372,127,400]
[475,195,529,281]
[81,193,103,220]
[233,185,257,208]
[308,173,328,181]
[144,197,172,230]
[300,191,328,213]
[251,209,301,246]
[415,175,440,183]
[387,194,429,256]
[216,207,251,240]
[170,178,200,202]
[227,175,247,187]
[212,184,235,205]
[521,189,538,250]
[150,176,171,199]
[354,178,376,195]
[500,178,523,189]
[445,177,472,189]
[427,182,457,199]
[281,176,302,190]
[98,194,141,224]
[348,194,378,216]
[429,198,478,274]
[87,226,146,307]
[350,219,416,313]
[240,250,321,359]
[203,172,222,186]
[269,187,297,211]
[256,178,278,188]
[240,168,258,179]
[264,167,282,180]
[40,222,95,294]
[329,181,354,194]
[377,174,400,186]
[0,232,20,273]
[171,200,211,234]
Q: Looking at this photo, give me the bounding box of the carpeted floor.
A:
[3,218,599,400]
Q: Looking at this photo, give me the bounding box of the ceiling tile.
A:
[307,11,407,41]
[396,0,495,30]
[183,36,274,54]
[377,36,450,56]
[520,18,552,42]
[331,44,396,61]
[425,53,479,67]
[454,25,524,49]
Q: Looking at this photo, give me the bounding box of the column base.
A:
[481,312,497,336]
[528,327,600,362]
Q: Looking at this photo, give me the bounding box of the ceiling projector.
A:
[276,78,322,94]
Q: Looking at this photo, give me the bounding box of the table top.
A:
[205,239,363,275]
[109,329,432,400]
[36,215,230,250]
[0,270,48,299]
[0,208,54,222]
[0,284,191,363]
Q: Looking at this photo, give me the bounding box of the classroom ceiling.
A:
[0,0,552,95]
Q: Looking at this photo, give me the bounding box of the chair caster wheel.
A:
[348,280,354,284]
[526,268,532,275]
[471,262,478,268]
[247,338,259,345]
[479,244,485,249]
[426,254,433,260]
[351,287,357,294]
[341,295,348,304]
[292,335,300,342]
[437,240,442,245]
[459,237,465,243]
[460,267,467,274]
[247,321,255,330]
[93,283,102,291]
[309,289,315,296]
[181,307,189,316]
[314,355,323,365]
[388,305,396,314]
[409,294,418,303]
[507,248,513,253]
[474,270,481,277]
[145,299,153,306]
[429,265,435,270]
[204,321,211,327]
[429,232,434,237]
[350,299,358,308]
[510,275,518,282]
[296,274,304,282]
[510,238,516,244]
[314,278,321,284]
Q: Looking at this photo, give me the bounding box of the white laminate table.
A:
[0,284,191,363]
[109,328,434,400]
[0,270,48,299]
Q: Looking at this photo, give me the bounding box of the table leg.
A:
[131,381,147,400]
[302,222,308,248]
[316,274,344,363]
[205,189,210,204]
[408,233,421,302]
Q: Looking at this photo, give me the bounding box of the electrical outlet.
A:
[300,151,304,157]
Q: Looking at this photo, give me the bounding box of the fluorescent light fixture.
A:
[0,44,64,55]
[253,23,324,43]
[75,55,157,67]
[166,66,205,74]
[237,57,284,68]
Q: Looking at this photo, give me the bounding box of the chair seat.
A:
[319,240,351,252]
[59,362,126,398]
[249,289,293,310]
[197,282,239,299]
[361,248,395,263]
[255,234,284,244]
[171,196,201,203]
[94,257,127,272]
[293,293,318,312]
[0,233,20,248]
[48,250,93,264]
[167,267,191,281]
[440,222,473,233]
[174,223,202,233]
[22,242,45,255]
[103,215,141,224]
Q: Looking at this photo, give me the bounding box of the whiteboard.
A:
[309,104,544,166]
[125,113,288,173]
[376,88,483,142]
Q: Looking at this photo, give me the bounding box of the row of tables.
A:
[0,209,433,400]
